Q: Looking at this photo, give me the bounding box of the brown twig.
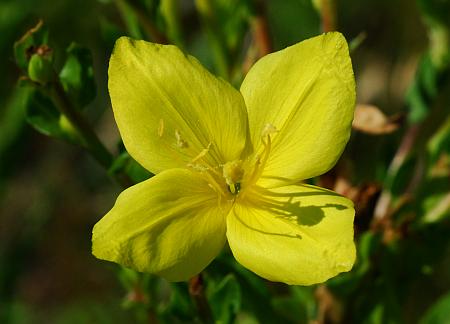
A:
[116,0,168,44]
[251,0,272,57]
[242,1,272,75]
[188,274,214,324]
[373,125,420,221]
[318,0,337,32]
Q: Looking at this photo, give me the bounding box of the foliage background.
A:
[0,0,449,323]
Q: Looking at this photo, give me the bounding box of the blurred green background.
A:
[0,0,449,323]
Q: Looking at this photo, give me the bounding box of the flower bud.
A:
[28,52,54,84]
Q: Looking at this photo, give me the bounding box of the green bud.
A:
[28,52,54,84]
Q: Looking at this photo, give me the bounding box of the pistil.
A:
[244,123,277,190]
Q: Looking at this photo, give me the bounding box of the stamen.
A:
[244,124,277,189]
[184,141,229,200]
[158,119,164,137]
[262,123,278,138]
[191,143,212,163]
[187,163,209,172]
[175,129,189,148]
[202,170,225,197]
[187,143,222,179]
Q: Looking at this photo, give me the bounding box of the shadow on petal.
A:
[231,209,303,239]
[227,181,356,284]
[243,184,350,228]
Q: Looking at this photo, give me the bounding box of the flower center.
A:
[184,123,277,202]
[223,160,244,195]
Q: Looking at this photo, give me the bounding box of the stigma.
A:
[223,160,244,195]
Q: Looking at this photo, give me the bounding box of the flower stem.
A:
[189,274,214,324]
[49,80,132,188]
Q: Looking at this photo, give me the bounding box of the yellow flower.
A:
[92,32,356,285]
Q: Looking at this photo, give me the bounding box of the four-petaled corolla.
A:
[92,32,356,285]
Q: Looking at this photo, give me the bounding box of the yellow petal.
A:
[92,168,228,281]
[109,37,249,174]
[241,32,356,187]
[227,184,355,285]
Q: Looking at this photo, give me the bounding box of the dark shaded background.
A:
[1,0,449,323]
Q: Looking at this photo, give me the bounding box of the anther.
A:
[261,123,278,138]
[158,119,164,137]
[175,129,189,148]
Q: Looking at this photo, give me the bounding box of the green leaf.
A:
[117,266,141,291]
[19,79,78,143]
[406,54,439,124]
[160,0,183,46]
[272,286,316,323]
[109,151,153,184]
[158,283,196,322]
[427,116,450,165]
[14,20,49,71]
[420,291,450,324]
[327,232,382,297]
[207,274,241,324]
[411,118,450,224]
[59,43,97,109]
[212,0,250,54]
[0,87,27,159]
[195,0,251,78]
[291,286,317,321]
[99,17,124,48]
[389,154,417,197]
[266,0,320,49]
[417,176,450,224]
[209,254,280,323]
[416,0,450,27]
[114,0,144,40]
